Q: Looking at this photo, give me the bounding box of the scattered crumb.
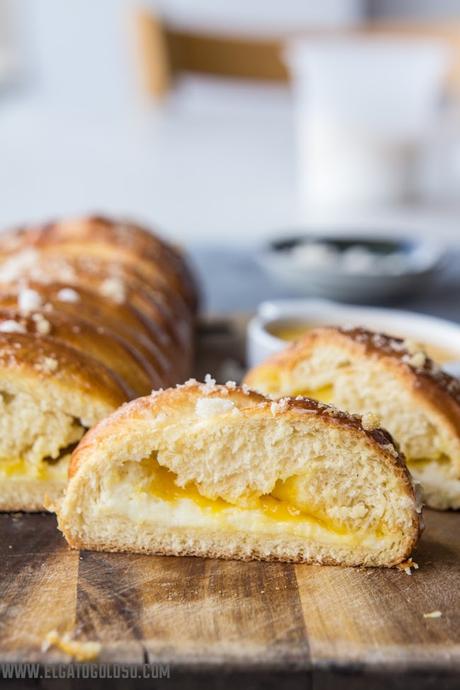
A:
[56,287,80,303]
[42,630,101,661]
[396,558,419,575]
[423,610,442,619]
[361,412,381,431]
[0,320,26,334]
[225,380,237,390]
[18,287,42,314]
[99,277,126,303]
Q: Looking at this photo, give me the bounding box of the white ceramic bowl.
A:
[247,298,460,377]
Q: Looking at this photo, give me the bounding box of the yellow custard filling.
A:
[139,458,356,536]
[290,385,334,404]
[0,457,68,480]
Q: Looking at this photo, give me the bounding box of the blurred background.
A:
[1,0,460,313]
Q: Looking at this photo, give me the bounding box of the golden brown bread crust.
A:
[0,332,129,408]
[0,307,161,396]
[62,382,421,566]
[0,215,199,312]
[69,382,412,480]
[0,215,197,510]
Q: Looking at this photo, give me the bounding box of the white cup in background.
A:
[284,37,450,218]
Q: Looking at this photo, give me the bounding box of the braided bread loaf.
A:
[0,215,198,510]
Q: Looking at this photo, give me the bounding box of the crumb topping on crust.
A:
[334,326,460,405]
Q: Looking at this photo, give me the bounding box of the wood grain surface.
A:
[0,317,459,689]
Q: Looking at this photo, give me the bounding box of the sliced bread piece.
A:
[245,326,460,510]
[56,379,421,567]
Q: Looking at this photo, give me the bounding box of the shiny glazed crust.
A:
[0,215,197,510]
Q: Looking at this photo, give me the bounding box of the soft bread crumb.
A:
[361,412,381,431]
[18,287,42,314]
[56,287,80,303]
[423,610,442,619]
[195,397,235,418]
[42,630,101,661]
[0,320,26,334]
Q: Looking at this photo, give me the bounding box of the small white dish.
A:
[247,298,460,370]
[257,235,444,303]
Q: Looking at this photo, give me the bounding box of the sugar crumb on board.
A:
[395,558,419,575]
[42,630,101,661]
[423,610,442,619]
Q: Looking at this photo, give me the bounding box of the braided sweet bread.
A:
[0,215,197,510]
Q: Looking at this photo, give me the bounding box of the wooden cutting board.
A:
[0,317,459,689]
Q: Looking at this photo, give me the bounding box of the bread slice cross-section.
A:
[245,326,460,510]
[56,379,421,567]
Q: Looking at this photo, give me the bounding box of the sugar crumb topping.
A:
[202,374,217,392]
[0,248,39,282]
[0,319,26,334]
[225,380,237,390]
[99,277,126,304]
[196,397,235,418]
[403,338,423,355]
[18,287,42,314]
[31,312,51,335]
[56,287,80,303]
[36,356,58,374]
[361,412,381,431]
[181,378,198,388]
[270,397,290,415]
